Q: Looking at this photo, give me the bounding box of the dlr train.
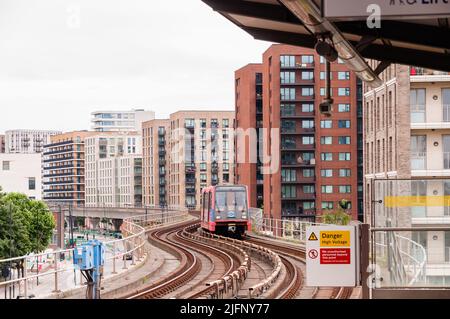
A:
[200,185,251,237]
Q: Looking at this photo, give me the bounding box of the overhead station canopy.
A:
[202,0,450,87]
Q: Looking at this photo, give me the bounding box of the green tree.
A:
[0,193,55,255]
[0,201,32,260]
[320,199,352,225]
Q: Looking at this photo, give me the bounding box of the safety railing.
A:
[0,210,189,299]
[250,208,328,243]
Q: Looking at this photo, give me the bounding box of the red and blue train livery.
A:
[200,185,251,237]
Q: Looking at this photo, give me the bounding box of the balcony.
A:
[43,156,75,163]
[43,147,74,156]
[159,159,166,166]
[158,129,165,136]
[159,170,166,176]
[158,140,165,146]
[159,180,166,186]
[185,166,196,174]
[186,188,196,195]
[280,62,315,69]
[411,152,427,170]
[186,178,196,184]
[158,150,166,156]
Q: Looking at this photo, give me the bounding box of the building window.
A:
[302,169,315,177]
[28,177,36,190]
[412,135,427,169]
[2,161,10,171]
[303,185,315,193]
[223,173,229,183]
[222,119,229,128]
[301,55,314,64]
[321,153,333,161]
[320,71,333,80]
[200,119,207,128]
[280,55,295,68]
[411,88,426,123]
[223,163,229,171]
[185,118,195,128]
[322,201,334,209]
[281,104,296,116]
[281,88,296,100]
[301,104,314,112]
[281,71,295,84]
[282,185,296,198]
[304,201,315,209]
[200,174,207,183]
[302,136,314,145]
[338,88,350,96]
[200,163,207,171]
[320,136,332,145]
[302,120,315,129]
[320,120,332,128]
[321,185,333,193]
[339,169,351,177]
[281,169,297,182]
[320,88,333,96]
[321,169,333,177]
[338,120,351,128]
[338,136,351,145]
[339,185,351,193]
[301,71,314,80]
[338,72,350,80]
[301,87,314,97]
[338,104,350,112]
[339,153,351,161]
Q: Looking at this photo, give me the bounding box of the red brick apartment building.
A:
[235,44,363,222]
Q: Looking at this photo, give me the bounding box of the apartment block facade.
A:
[0,135,5,153]
[235,44,362,221]
[42,131,96,206]
[91,109,155,132]
[364,64,450,283]
[0,153,42,199]
[6,129,62,154]
[84,133,142,207]
[142,119,170,207]
[142,111,235,210]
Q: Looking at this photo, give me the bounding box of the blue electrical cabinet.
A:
[73,245,94,270]
[89,239,105,267]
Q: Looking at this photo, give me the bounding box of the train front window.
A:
[215,189,247,213]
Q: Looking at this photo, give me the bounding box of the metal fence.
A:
[249,208,328,243]
[0,209,189,299]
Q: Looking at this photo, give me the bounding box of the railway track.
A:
[124,219,354,300]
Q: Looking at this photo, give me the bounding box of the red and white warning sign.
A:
[306,225,358,287]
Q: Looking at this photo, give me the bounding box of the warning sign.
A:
[305,225,358,287]
[308,232,318,241]
[308,249,318,259]
[320,248,351,264]
[320,231,350,247]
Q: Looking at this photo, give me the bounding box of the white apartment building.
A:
[84,133,143,207]
[0,153,42,199]
[91,109,155,132]
[5,129,62,154]
[364,65,450,285]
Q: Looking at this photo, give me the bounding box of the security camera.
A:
[319,98,333,116]
[315,41,338,62]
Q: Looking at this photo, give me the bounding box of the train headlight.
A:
[242,214,247,219]
[216,215,221,219]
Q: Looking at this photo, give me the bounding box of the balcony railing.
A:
[411,152,427,170]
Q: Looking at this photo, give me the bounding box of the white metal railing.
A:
[249,208,328,243]
[374,233,427,286]
[443,104,450,122]
[411,152,426,170]
[0,209,189,299]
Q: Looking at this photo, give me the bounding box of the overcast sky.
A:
[0,0,271,132]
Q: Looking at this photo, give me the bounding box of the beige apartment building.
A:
[142,111,235,210]
[364,65,450,284]
[42,131,97,207]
